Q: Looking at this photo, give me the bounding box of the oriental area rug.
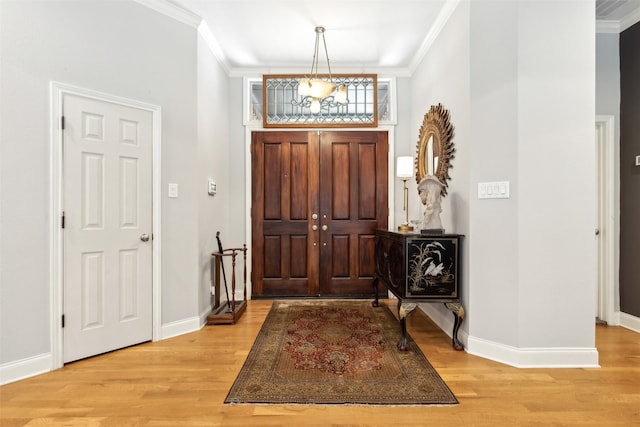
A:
[225,300,458,405]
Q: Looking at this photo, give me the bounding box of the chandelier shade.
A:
[296,26,348,114]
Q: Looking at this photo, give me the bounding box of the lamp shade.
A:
[335,85,348,104]
[309,80,336,99]
[396,156,414,178]
[298,78,311,96]
[309,98,321,114]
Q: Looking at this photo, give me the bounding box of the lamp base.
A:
[397,224,414,232]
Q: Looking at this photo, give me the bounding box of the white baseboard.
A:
[160,316,202,340]
[1,316,204,386]
[418,304,599,368]
[466,336,600,368]
[0,353,52,385]
[619,311,640,333]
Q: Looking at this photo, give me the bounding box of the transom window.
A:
[247,77,394,127]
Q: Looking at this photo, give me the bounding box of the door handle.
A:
[140,233,150,242]
[312,225,318,231]
[322,225,328,231]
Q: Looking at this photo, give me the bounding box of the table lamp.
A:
[397,156,414,232]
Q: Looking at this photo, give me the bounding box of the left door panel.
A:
[63,94,153,363]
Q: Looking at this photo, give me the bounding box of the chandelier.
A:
[293,26,348,114]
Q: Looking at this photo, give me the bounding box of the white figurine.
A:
[417,176,444,231]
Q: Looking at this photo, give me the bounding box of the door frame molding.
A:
[244,126,395,300]
[49,82,163,369]
[595,115,618,325]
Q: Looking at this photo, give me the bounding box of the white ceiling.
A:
[173,0,449,75]
[163,0,640,75]
[596,0,640,20]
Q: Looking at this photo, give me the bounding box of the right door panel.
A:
[318,131,388,296]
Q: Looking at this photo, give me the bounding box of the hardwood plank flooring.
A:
[1,300,639,426]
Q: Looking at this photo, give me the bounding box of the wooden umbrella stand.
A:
[207,240,247,325]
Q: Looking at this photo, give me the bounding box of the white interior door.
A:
[595,116,615,325]
[63,93,153,363]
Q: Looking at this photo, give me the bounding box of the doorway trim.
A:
[49,82,163,369]
[243,125,396,300]
[595,115,617,325]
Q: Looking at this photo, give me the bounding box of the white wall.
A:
[0,0,218,377]
[197,30,231,317]
[514,1,595,351]
[410,0,597,366]
[468,0,520,347]
[407,0,473,343]
[228,77,247,248]
[392,77,416,226]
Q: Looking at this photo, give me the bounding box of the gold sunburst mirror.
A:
[415,103,455,196]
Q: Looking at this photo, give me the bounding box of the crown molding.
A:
[408,0,462,75]
[620,7,640,31]
[228,66,411,79]
[133,0,201,28]
[597,7,640,33]
[198,22,232,75]
[597,19,621,33]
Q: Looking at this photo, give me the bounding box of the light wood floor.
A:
[1,299,639,426]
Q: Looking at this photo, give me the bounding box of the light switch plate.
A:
[208,178,217,196]
[168,183,178,198]
[478,181,510,199]
[636,155,640,166]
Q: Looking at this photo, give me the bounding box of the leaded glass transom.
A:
[261,74,377,127]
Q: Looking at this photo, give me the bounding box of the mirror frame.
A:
[415,103,455,196]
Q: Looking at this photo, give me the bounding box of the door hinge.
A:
[61,211,65,229]
[61,116,65,130]
[61,314,65,328]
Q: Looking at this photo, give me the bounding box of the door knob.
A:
[322,225,328,231]
[140,233,150,242]
[595,228,600,236]
[312,225,318,231]
[312,213,318,220]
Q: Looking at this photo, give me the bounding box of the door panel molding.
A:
[50,82,162,369]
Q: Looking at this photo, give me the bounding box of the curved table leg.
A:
[397,301,417,351]
[371,277,380,308]
[444,302,465,351]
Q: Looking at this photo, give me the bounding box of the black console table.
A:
[372,229,465,351]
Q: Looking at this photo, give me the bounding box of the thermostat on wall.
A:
[208,178,217,196]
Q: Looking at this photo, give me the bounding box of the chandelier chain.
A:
[308,26,333,80]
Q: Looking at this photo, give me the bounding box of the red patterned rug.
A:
[225,300,458,405]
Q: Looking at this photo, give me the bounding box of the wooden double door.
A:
[251,131,388,297]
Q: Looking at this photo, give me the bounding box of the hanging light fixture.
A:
[293,26,348,114]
